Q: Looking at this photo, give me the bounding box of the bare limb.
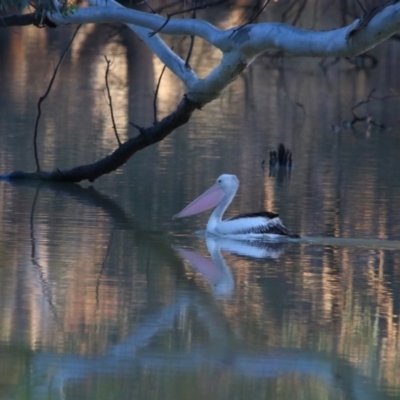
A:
[104,55,122,146]
[33,24,81,171]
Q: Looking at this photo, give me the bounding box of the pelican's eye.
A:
[218,179,222,183]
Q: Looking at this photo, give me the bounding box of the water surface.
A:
[1,22,400,400]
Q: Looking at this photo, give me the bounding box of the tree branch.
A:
[2,97,199,183]
[49,1,400,60]
[239,2,400,58]
[49,5,224,47]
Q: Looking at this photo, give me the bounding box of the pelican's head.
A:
[173,174,239,219]
[215,174,239,195]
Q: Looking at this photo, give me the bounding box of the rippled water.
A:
[1,21,400,400]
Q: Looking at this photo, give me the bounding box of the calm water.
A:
[1,20,400,400]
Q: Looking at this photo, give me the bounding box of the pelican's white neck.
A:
[206,184,238,232]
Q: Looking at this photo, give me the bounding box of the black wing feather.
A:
[227,212,300,238]
[228,211,279,221]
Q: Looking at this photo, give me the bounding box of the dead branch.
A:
[2,96,199,183]
[104,56,122,146]
[33,25,81,171]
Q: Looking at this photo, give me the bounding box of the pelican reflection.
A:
[175,236,291,298]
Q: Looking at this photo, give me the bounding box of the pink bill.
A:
[173,183,224,218]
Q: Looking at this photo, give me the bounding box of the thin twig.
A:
[229,0,270,38]
[281,0,297,22]
[185,9,196,68]
[149,15,171,37]
[350,88,400,127]
[33,25,81,172]
[154,0,230,14]
[129,121,143,132]
[30,187,61,326]
[351,88,376,125]
[141,0,156,13]
[96,229,114,307]
[355,0,366,13]
[104,56,122,146]
[154,0,184,14]
[149,0,227,37]
[291,0,307,26]
[153,64,168,124]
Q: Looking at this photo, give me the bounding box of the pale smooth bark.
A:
[49,1,400,105]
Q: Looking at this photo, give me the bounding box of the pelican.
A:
[174,174,299,239]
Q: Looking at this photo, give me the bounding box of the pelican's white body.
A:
[174,174,299,239]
